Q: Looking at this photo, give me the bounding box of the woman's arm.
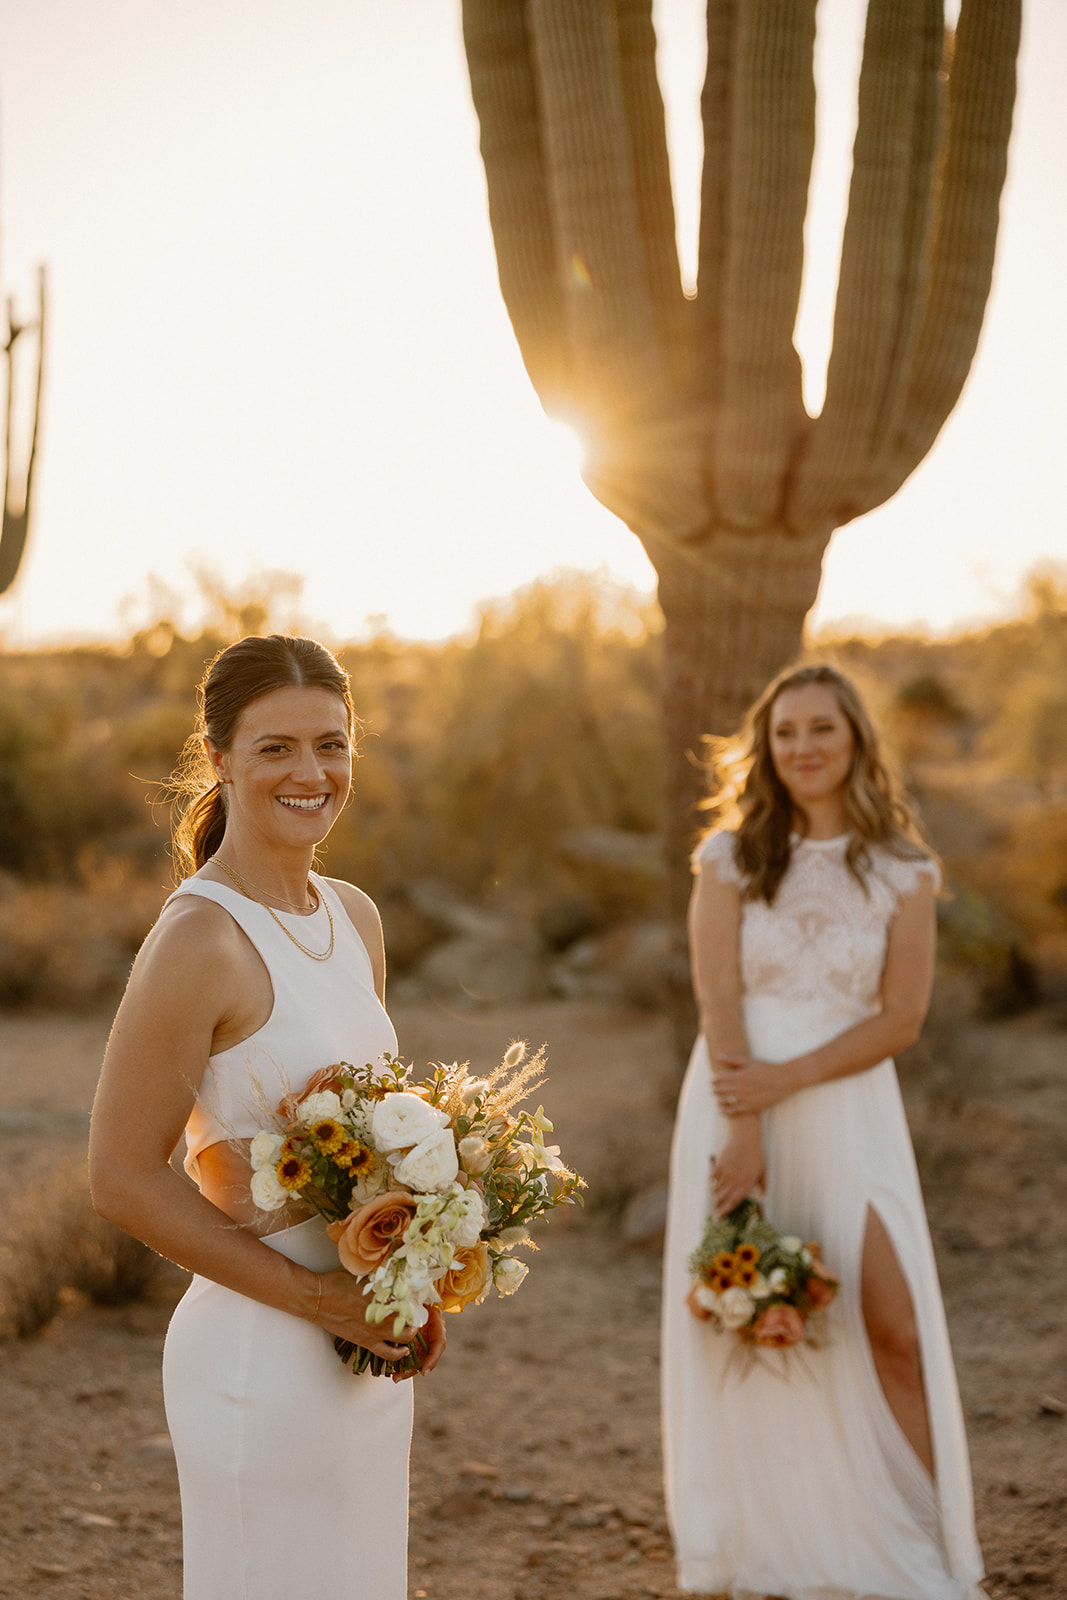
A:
[89,900,431,1370]
[688,863,765,1215]
[714,873,937,1118]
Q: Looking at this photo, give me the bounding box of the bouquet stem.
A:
[333,1330,428,1378]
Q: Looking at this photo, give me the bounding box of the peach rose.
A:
[751,1304,806,1347]
[327,1191,417,1277]
[804,1259,840,1310]
[438,1242,490,1313]
[686,1282,714,1322]
[278,1065,347,1122]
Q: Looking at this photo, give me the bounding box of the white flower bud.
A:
[493,1256,529,1296]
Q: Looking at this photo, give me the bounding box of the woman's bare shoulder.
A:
[133,888,248,984]
[322,878,384,942]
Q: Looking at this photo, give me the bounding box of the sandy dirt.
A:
[0,997,1063,1600]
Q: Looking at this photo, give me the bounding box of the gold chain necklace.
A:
[211,855,315,913]
[213,858,335,962]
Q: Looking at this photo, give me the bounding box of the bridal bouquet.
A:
[687,1197,839,1348]
[250,1043,583,1373]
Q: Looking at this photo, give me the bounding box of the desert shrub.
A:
[3,563,1067,1006]
[936,885,1039,1017]
[0,862,166,1008]
[989,679,1067,794]
[0,1162,161,1338]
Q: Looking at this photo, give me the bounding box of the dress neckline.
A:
[791,831,851,850]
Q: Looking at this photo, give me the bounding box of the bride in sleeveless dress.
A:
[661,663,984,1600]
[90,634,445,1600]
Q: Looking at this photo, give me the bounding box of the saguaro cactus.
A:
[462,0,1020,1014]
[0,266,46,596]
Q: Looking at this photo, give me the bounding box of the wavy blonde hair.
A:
[699,662,938,904]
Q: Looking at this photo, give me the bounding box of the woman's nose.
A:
[293,746,326,782]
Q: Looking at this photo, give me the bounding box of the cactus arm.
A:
[526,0,668,414]
[863,0,1022,508]
[461,0,569,412]
[713,0,816,530]
[0,266,46,597]
[615,0,690,390]
[788,0,944,532]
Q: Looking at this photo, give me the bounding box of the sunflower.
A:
[736,1243,761,1266]
[310,1118,346,1155]
[736,1263,760,1287]
[712,1251,737,1276]
[710,1271,733,1294]
[276,1153,312,1190]
[334,1140,375,1175]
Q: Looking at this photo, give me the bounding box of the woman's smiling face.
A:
[206,685,353,848]
[768,682,855,814]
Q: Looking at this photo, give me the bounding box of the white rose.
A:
[749,1274,774,1300]
[458,1135,492,1175]
[249,1131,286,1171]
[717,1285,755,1331]
[371,1092,449,1151]
[693,1284,720,1313]
[392,1128,459,1191]
[768,1267,789,1290]
[493,1256,529,1296]
[780,1235,803,1256]
[250,1164,290,1211]
[295,1090,344,1125]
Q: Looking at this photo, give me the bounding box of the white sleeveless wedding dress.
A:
[662,832,984,1600]
[161,876,412,1600]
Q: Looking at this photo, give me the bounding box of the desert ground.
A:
[0,995,1063,1600]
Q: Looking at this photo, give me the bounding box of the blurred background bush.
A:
[1,563,1064,1017]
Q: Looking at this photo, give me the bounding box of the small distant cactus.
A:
[0,266,46,596]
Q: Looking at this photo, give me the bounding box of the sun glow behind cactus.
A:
[0,0,1061,647]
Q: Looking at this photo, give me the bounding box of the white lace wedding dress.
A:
[662,832,984,1600]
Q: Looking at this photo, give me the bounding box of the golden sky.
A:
[0,0,1063,646]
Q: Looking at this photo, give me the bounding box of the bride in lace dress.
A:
[661,664,984,1600]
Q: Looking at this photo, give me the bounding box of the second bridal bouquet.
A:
[250,1043,583,1373]
[687,1197,839,1350]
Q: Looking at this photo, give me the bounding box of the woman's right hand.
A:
[711,1124,765,1217]
[312,1268,419,1363]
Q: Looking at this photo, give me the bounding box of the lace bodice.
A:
[697,830,939,1021]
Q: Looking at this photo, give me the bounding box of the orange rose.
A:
[278,1064,347,1121]
[438,1242,490,1313]
[751,1304,806,1347]
[327,1192,417,1277]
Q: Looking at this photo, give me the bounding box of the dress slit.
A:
[858,1201,944,1547]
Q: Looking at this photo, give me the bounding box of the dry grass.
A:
[0,1160,161,1337]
